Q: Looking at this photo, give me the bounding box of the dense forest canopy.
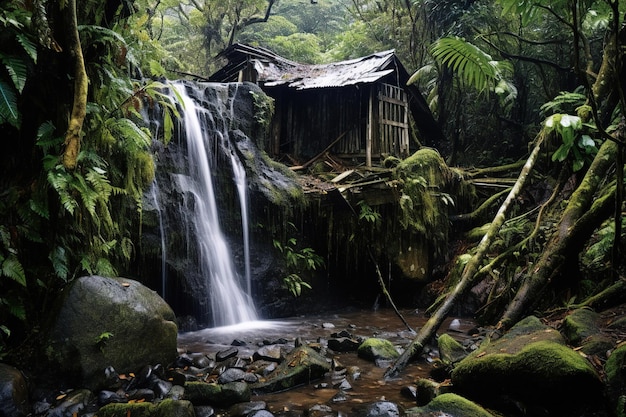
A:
[0,0,625,365]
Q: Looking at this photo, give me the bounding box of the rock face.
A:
[451,316,603,413]
[43,276,178,390]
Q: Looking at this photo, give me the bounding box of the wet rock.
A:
[218,368,247,384]
[184,381,251,406]
[254,344,284,362]
[98,389,127,406]
[250,410,275,417]
[327,337,361,352]
[330,330,353,338]
[167,385,185,400]
[97,399,194,417]
[0,363,30,417]
[333,378,352,391]
[322,322,336,329]
[331,391,348,403]
[47,389,95,417]
[195,405,216,417]
[355,401,400,417]
[228,400,267,416]
[251,346,331,393]
[357,338,399,362]
[216,347,238,361]
[406,393,494,417]
[42,276,178,390]
[232,339,247,346]
[127,388,155,402]
[451,316,603,414]
[437,333,467,365]
[400,385,417,400]
[307,403,334,417]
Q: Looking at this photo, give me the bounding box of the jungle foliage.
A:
[0,0,624,362]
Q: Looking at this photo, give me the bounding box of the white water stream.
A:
[170,82,257,326]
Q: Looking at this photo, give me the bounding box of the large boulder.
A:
[451,316,603,414]
[0,363,29,417]
[43,276,178,390]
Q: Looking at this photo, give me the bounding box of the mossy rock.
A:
[451,316,602,413]
[183,381,250,406]
[97,399,194,417]
[357,338,400,362]
[560,308,601,346]
[406,393,495,417]
[605,343,626,416]
[250,345,331,393]
[437,333,467,365]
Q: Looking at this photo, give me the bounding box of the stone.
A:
[0,364,29,417]
[251,346,331,393]
[437,333,467,365]
[228,401,267,416]
[43,276,178,390]
[217,368,247,384]
[47,389,94,417]
[354,401,400,417]
[560,307,601,346]
[406,393,495,417]
[451,316,603,413]
[327,337,361,352]
[97,399,194,417]
[357,338,399,362]
[254,344,284,362]
[216,347,238,361]
[183,381,250,406]
[604,343,626,416]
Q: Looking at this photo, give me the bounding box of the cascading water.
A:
[150,81,258,326]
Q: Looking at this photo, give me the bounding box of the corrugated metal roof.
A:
[257,49,398,89]
[213,44,399,90]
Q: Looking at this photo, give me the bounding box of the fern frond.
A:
[0,53,28,93]
[2,255,26,286]
[430,37,498,94]
[0,79,19,127]
[49,246,69,281]
[16,33,37,63]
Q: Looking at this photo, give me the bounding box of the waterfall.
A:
[152,81,258,326]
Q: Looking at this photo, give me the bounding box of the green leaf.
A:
[2,255,26,286]
[551,143,571,162]
[431,37,498,93]
[0,79,19,127]
[0,53,28,93]
[16,33,37,63]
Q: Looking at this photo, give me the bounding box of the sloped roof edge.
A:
[210,43,402,89]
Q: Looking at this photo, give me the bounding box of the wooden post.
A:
[366,86,373,167]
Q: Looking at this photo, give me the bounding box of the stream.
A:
[177,308,476,414]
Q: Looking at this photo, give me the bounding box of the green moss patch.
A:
[452,316,602,412]
[406,393,495,417]
[357,338,400,362]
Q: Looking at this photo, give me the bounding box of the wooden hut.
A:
[210,44,443,167]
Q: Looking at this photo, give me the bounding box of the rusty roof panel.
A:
[248,48,398,89]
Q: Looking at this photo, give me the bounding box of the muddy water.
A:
[177,308,475,414]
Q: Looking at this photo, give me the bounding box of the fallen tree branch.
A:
[497,139,619,331]
[384,132,546,379]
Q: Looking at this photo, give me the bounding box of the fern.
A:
[0,79,19,127]
[430,37,502,94]
[2,255,26,287]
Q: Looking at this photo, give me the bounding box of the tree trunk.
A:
[62,0,89,170]
[496,138,619,331]
[384,133,545,378]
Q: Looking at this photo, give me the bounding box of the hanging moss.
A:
[393,148,473,257]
